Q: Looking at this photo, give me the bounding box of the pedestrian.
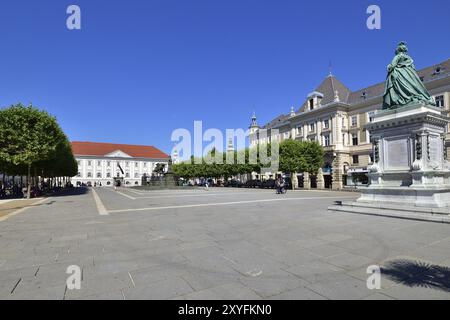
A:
[280,177,286,194]
[275,178,281,194]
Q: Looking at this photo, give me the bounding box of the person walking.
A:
[280,177,286,194]
[275,178,281,194]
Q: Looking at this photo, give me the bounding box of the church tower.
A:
[249,112,260,147]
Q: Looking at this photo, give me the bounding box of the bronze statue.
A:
[383,42,436,110]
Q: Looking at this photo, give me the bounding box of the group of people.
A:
[0,180,73,199]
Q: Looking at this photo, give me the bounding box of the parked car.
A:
[261,179,276,189]
[244,179,261,188]
[283,177,292,190]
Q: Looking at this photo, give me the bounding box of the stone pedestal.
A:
[358,103,450,208]
[332,153,344,190]
[317,168,325,190]
[303,172,311,190]
[292,172,299,190]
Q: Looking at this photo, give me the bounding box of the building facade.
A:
[71,142,169,187]
[250,59,450,190]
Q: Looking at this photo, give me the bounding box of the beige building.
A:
[250,58,450,190]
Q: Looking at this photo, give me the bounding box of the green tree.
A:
[0,104,72,198]
[299,141,324,175]
[279,140,324,188]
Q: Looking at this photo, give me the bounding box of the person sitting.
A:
[275,178,281,194]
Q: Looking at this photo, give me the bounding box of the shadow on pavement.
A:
[49,187,89,197]
[382,259,450,293]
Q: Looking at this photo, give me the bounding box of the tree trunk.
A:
[27,164,31,199]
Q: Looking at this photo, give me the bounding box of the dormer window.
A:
[361,91,367,100]
[434,66,442,75]
[307,92,324,111]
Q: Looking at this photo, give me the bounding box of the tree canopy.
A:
[172,140,324,181]
[0,104,77,196]
[279,140,324,175]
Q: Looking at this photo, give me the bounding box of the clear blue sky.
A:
[1,0,449,155]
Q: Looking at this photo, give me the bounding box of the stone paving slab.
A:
[0,187,449,300]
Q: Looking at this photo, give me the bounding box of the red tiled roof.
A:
[71,141,169,159]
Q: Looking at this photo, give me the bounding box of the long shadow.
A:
[47,187,89,197]
[0,187,89,201]
[381,259,450,292]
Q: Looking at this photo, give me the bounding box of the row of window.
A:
[77,160,153,168]
[295,119,331,136]
[77,172,142,179]
[309,93,445,111]
[75,181,140,186]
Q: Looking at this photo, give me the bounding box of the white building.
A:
[71,141,169,187]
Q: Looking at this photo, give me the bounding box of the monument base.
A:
[328,201,450,224]
[358,185,450,208]
[329,103,450,221]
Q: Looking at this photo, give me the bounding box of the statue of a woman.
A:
[383,42,436,110]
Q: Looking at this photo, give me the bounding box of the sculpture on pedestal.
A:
[329,42,450,217]
[383,42,436,110]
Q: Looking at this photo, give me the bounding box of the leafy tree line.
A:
[172,140,324,183]
[172,147,264,181]
[0,104,78,198]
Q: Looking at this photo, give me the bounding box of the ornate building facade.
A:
[71,141,169,187]
[250,58,450,190]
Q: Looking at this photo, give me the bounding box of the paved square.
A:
[1,187,450,300]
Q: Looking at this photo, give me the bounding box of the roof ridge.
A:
[72,141,158,148]
[350,57,450,94]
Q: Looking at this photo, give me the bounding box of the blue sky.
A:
[1,0,449,156]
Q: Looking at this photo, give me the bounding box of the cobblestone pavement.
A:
[1,187,449,300]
